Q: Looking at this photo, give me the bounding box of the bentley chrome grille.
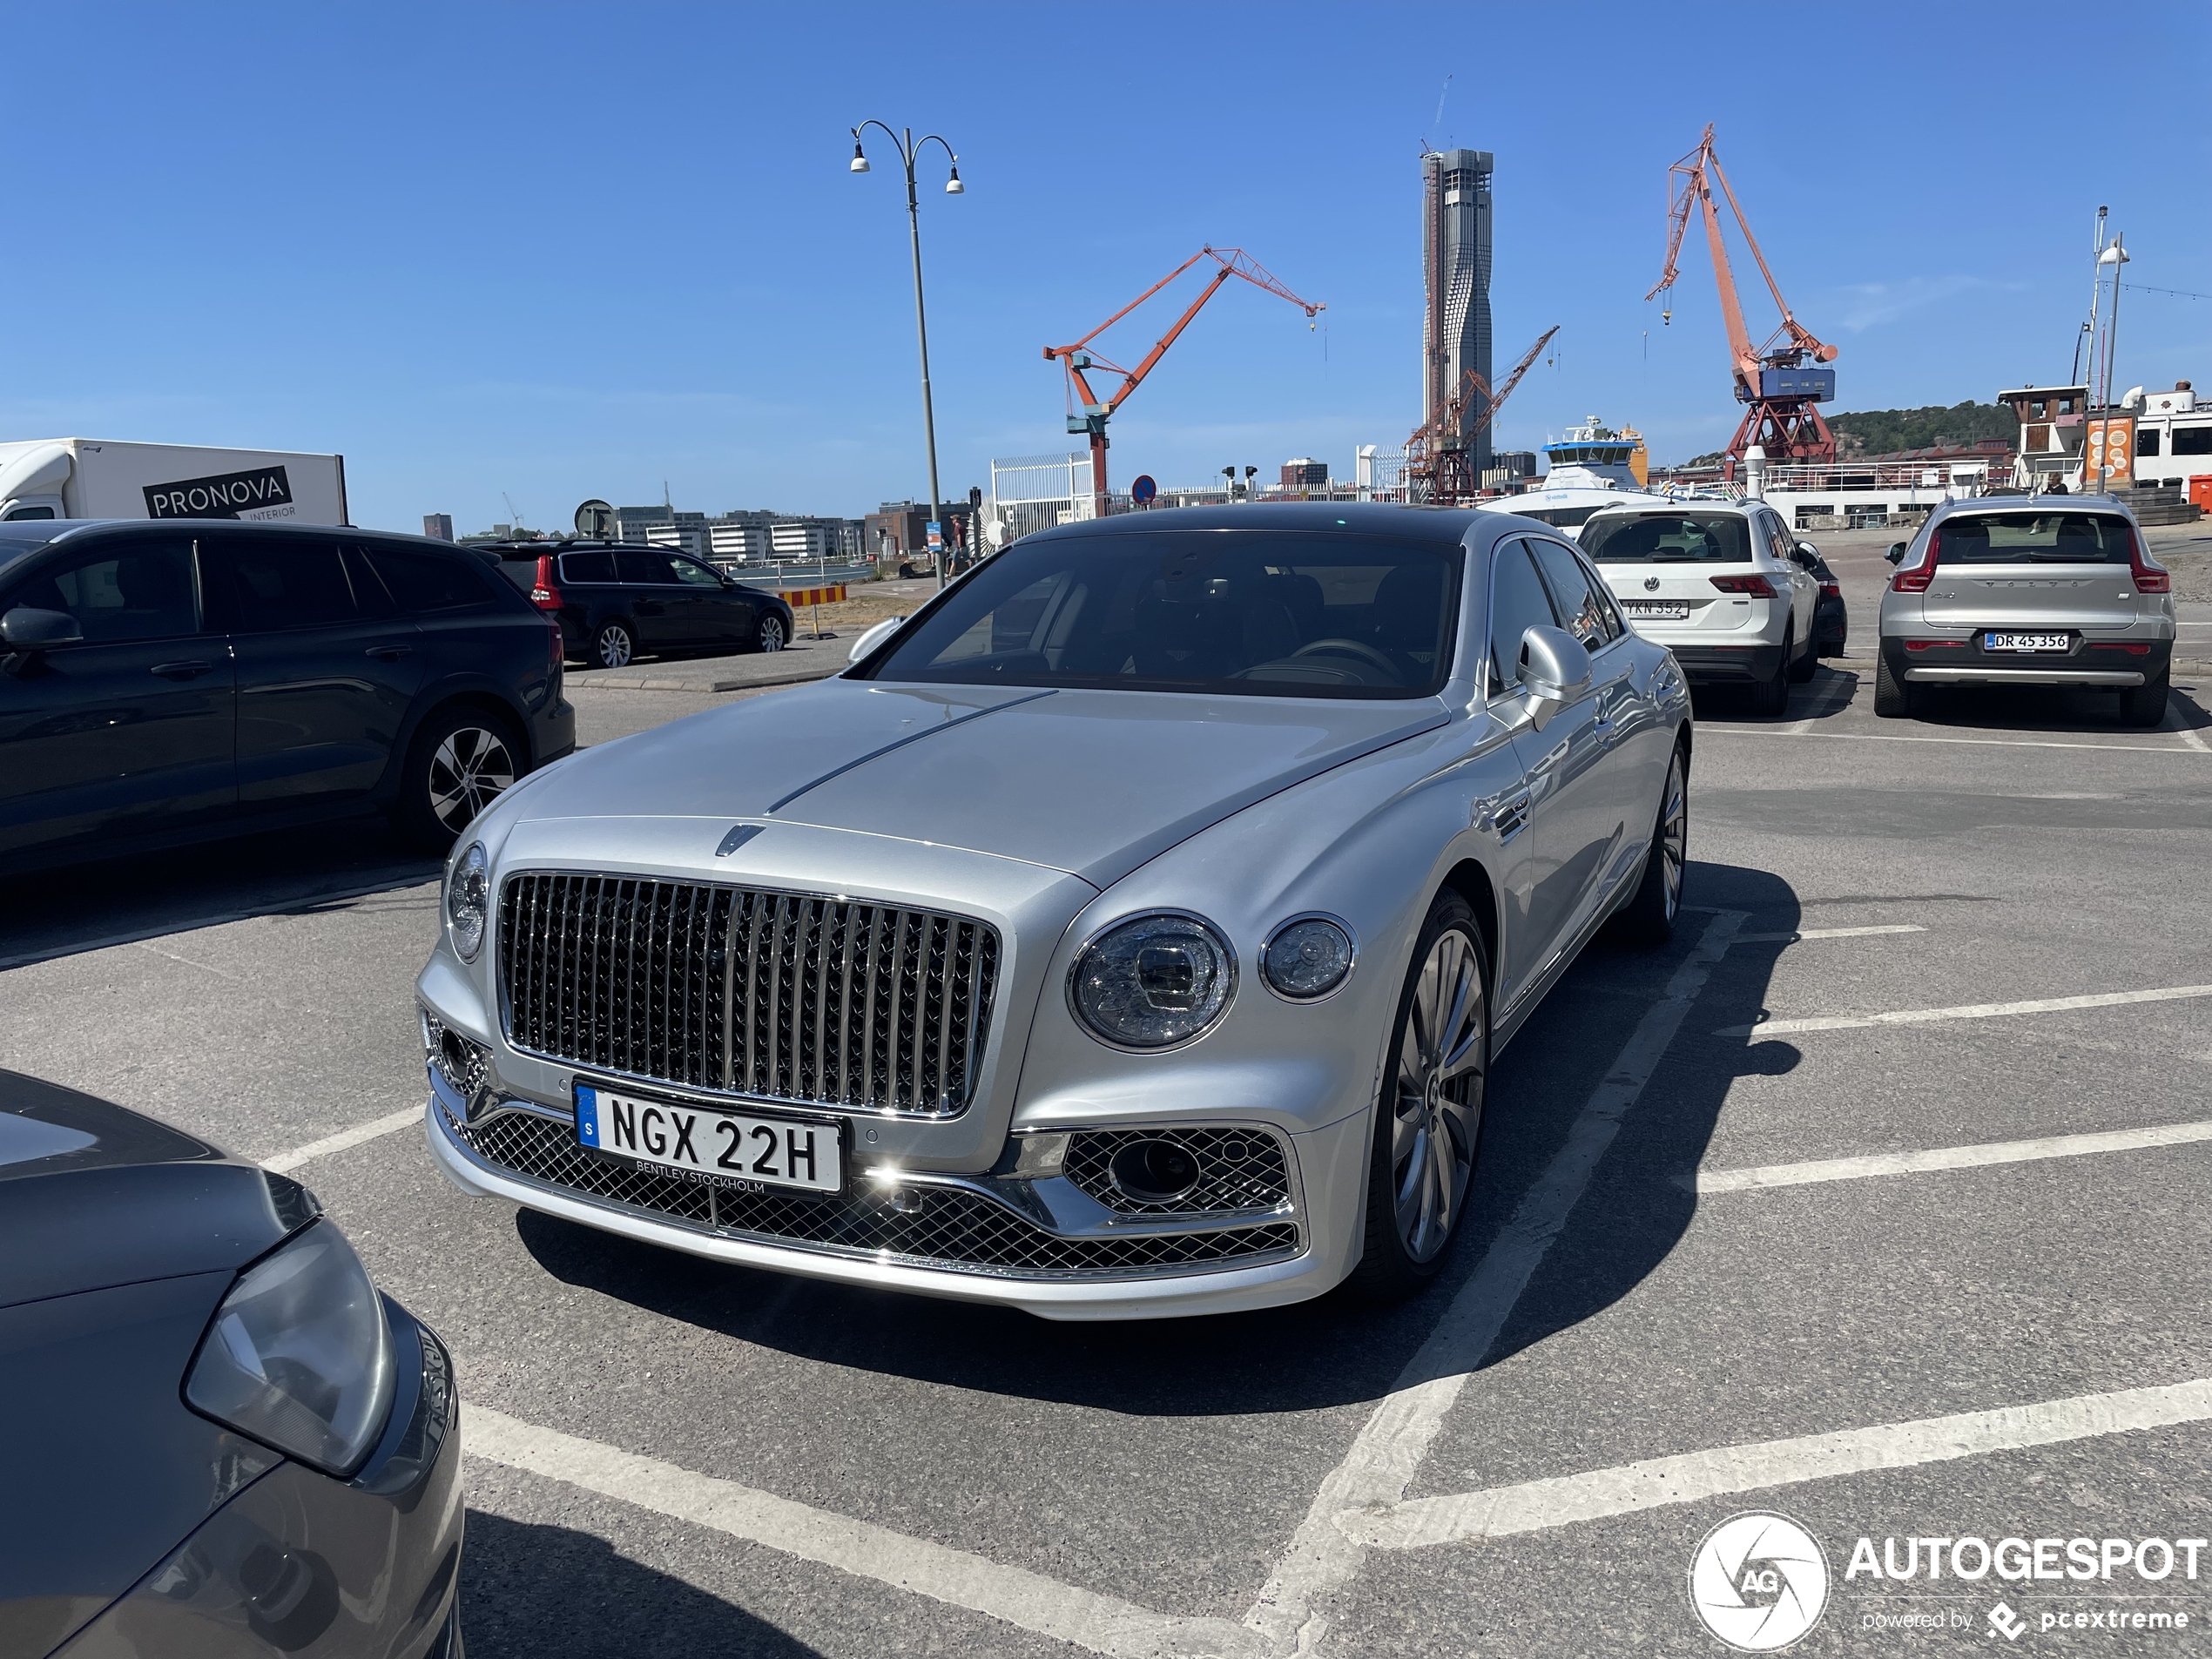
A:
[498,873,1001,1116]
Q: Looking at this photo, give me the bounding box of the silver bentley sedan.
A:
[415,504,1691,1319]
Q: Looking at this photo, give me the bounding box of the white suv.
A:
[1577,502,1821,716]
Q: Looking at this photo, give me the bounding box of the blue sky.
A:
[5,2,2208,532]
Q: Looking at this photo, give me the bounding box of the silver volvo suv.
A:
[1875,496,2175,726]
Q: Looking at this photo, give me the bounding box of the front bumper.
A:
[1884,636,2171,689]
[421,1069,1364,1320]
[57,1302,463,1659]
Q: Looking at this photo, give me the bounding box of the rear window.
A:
[1935,513,2134,564]
[559,550,617,583]
[363,544,500,612]
[1581,513,1755,563]
[860,530,1462,698]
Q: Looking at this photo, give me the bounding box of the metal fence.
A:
[989,453,1096,543]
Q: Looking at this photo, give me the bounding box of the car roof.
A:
[1582,499,1759,521]
[1924,493,2136,524]
[1014,501,1494,546]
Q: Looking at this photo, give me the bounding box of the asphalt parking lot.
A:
[6,532,2209,1656]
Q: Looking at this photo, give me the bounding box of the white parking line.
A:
[1336,1376,2212,1552]
[466,1406,1263,1659]
[1703,727,2206,756]
[1696,1119,2212,1194]
[262,1105,422,1174]
[1733,924,1926,943]
[1782,673,1856,735]
[1716,982,2212,1037]
[1241,911,1745,1656]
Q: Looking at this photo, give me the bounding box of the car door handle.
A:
[151,660,213,681]
[365,644,414,662]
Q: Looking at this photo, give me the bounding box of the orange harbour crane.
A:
[1647,124,1838,477]
[1406,325,1559,504]
[1045,247,1322,518]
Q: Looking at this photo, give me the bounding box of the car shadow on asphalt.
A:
[1895,679,2209,736]
[516,857,1797,1418]
[0,815,437,970]
[463,1509,821,1658]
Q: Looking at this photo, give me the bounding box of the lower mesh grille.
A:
[447,1103,1299,1280]
[1062,1127,1292,1216]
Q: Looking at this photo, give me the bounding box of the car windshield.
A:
[1581,513,1755,563]
[859,530,1461,698]
[1935,513,2134,564]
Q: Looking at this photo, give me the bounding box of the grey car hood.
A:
[516,678,1448,887]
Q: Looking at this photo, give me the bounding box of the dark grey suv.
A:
[0,519,574,867]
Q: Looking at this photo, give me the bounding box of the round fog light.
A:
[1109,1138,1203,1204]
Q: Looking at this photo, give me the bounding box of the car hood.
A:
[511,678,1451,888]
[0,1070,300,1308]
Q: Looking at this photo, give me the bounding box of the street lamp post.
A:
[850,122,963,591]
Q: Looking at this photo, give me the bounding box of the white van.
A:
[0,439,348,525]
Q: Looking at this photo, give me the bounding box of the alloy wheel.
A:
[1658,750,1687,923]
[1391,927,1485,1263]
[759,617,786,653]
[596,624,632,669]
[428,726,516,833]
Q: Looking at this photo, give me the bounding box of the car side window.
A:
[210,538,361,633]
[618,550,679,585]
[560,550,617,584]
[1526,538,1612,652]
[668,556,724,589]
[4,538,199,644]
[1487,540,1559,695]
[363,544,497,613]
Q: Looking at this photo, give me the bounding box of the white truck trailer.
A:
[0,438,348,524]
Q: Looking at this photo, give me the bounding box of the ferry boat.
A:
[1478,416,1673,530]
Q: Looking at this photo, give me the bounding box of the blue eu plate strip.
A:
[576,1086,600,1146]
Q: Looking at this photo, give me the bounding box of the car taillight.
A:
[1891,528,1939,593]
[2129,530,2171,593]
[529,555,564,610]
[2092,641,2153,654]
[1710,574,1777,597]
[1819,581,1841,597]
[1904,638,1965,651]
[548,617,564,670]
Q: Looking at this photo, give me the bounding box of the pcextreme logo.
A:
[1689,1512,1831,1651]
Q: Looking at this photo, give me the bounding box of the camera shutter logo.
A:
[1688,1512,1830,1651]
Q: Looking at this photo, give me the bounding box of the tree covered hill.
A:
[1828,401,2019,458]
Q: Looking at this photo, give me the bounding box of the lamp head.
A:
[850,138,870,174]
[945,163,964,195]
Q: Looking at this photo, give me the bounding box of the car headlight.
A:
[185,1220,396,1478]
[1261,914,1356,1001]
[446,841,489,961]
[1069,911,1236,1049]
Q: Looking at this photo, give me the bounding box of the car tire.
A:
[591,619,637,671]
[395,705,523,853]
[1750,631,1792,717]
[1787,625,1817,683]
[1347,890,1490,1302]
[2120,672,2170,729]
[756,613,787,653]
[1873,651,1911,718]
[1611,741,1687,947]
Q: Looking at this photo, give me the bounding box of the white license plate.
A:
[1622,602,1691,620]
[575,1082,844,1194]
[1983,632,2070,652]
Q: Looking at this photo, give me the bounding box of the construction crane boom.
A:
[1647,124,1838,476]
[1044,247,1322,517]
[1406,326,1558,504]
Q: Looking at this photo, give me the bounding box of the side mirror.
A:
[1519,624,1592,732]
[1884,543,1908,565]
[1795,541,1819,559]
[846,615,907,664]
[1,606,84,649]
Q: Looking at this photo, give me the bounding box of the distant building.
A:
[615,505,671,544]
[1423,147,1495,479]
[711,523,772,563]
[422,513,454,542]
[1280,458,1329,489]
[645,523,714,559]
